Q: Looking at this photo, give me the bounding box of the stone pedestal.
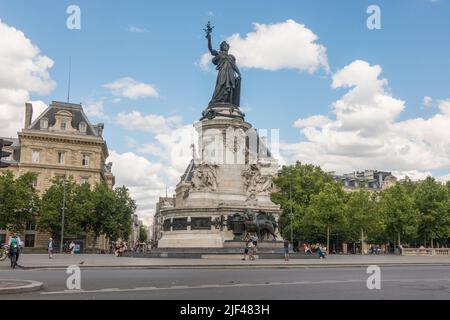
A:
[158,104,281,248]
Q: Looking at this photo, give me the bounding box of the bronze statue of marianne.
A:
[204,22,241,108]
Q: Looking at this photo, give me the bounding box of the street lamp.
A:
[60,179,66,254]
[289,181,294,248]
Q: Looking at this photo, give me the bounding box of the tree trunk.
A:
[361,228,364,255]
[398,232,401,254]
[431,237,434,249]
[92,235,97,254]
[327,225,330,255]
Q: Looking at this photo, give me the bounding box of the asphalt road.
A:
[0,266,449,300]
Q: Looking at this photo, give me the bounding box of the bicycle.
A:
[9,246,19,269]
[0,244,9,262]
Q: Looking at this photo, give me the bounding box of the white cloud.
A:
[283,60,450,175]
[83,99,104,117]
[437,173,450,182]
[0,21,55,137]
[438,99,450,115]
[294,115,331,128]
[392,170,434,181]
[108,150,166,226]
[200,19,329,74]
[152,124,198,182]
[103,77,158,100]
[115,111,198,220]
[199,52,213,71]
[423,96,433,108]
[127,25,149,33]
[116,111,182,134]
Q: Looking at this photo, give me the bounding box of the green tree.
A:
[39,177,86,239]
[89,184,135,244]
[88,182,117,249]
[413,177,449,247]
[0,171,39,232]
[139,225,148,243]
[306,183,345,253]
[344,190,383,252]
[272,162,335,241]
[380,184,419,249]
[112,186,135,241]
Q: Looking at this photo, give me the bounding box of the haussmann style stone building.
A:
[0,101,115,252]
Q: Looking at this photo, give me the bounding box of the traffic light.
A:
[0,139,13,168]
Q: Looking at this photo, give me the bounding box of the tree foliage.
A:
[0,171,39,232]
[272,163,450,249]
[38,177,135,242]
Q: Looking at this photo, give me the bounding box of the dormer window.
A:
[61,121,67,131]
[79,122,87,133]
[40,118,48,130]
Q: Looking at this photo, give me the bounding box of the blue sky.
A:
[1,0,449,222]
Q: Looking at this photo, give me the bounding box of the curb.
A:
[0,280,44,295]
[18,262,450,271]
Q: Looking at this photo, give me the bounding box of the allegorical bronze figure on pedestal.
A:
[204,21,241,108]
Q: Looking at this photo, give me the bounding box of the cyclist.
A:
[8,233,22,266]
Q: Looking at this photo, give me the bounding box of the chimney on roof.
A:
[25,103,33,128]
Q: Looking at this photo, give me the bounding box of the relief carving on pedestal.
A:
[242,164,273,200]
[191,164,218,192]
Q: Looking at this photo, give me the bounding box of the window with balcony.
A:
[58,152,65,165]
[32,150,40,163]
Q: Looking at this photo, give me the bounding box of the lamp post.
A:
[289,181,294,249]
[60,179,66,254]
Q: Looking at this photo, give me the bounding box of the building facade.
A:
[333,170,397,192]
[0,101,115,251]
[151,196,175,247]
[129,214,144,245]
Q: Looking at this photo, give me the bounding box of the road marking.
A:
[40,278,450,295]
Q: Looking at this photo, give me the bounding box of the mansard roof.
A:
[28,101,101,137]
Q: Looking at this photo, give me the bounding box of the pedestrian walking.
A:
[283,238,290,261]
[69,241,76,256]
[242,241,250,261]
[48,237,54,259]
[248,241,256,261]
[317,244,326,259]
[251,235,258,257]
